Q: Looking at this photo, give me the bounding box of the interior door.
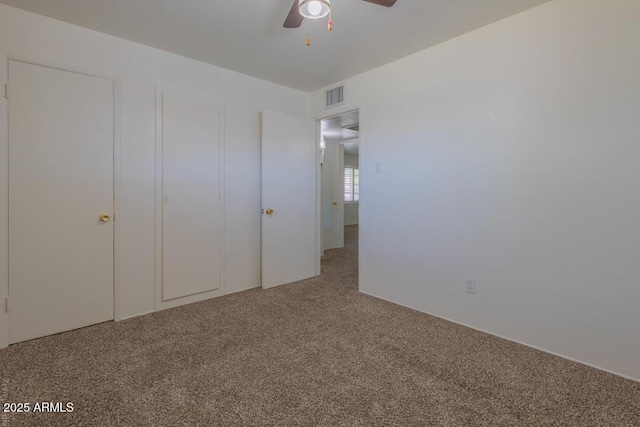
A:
[261,110,318,289]
[8,61,114,343]
[322,142,344,250]
[321,160,334,250]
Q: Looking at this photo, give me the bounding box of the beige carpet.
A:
[1,225,639,426]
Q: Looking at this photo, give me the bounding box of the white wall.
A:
[344,153,359,168]
[312,0,640,381]
[0,4,310,346]
[344,153,359,226]
[0,56,7,348]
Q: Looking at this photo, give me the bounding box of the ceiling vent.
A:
[325,85,344,108]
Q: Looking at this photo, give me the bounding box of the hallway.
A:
[321,225,358,291]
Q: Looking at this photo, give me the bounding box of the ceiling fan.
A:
[284,0,398,45]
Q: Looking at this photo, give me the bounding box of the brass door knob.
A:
[265,208,274,215]
[99,213,111,223]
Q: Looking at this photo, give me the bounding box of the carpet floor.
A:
[1,225,639,426]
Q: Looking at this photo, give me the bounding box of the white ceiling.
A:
[321,109,359,154]
[0,0,550,91]
[321,110,359,140]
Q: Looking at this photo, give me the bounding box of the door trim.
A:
[315,119,322,276]
[0,56,121,348]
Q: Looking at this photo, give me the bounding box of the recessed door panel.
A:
[161,90,221,300]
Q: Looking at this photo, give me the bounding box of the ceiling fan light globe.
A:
[308,1,321,16]
[299,0,331,20]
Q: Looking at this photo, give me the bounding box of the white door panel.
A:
[161,90,221,301]
[261,110,317,289]
[322,161,334,232]
[8,61,114,343]
[322,142,344,250]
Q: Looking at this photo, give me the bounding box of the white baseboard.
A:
[359,290,639,383]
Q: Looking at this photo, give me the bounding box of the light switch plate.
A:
[466,278,476,294]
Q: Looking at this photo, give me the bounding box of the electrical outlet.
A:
[465,278,476,294]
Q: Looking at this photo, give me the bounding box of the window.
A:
[344,167,359,202]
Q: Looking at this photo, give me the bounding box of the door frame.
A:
[315,119,322,275]
[0,55,122,348]
[316,108,360,285]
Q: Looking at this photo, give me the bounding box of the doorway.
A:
[319,110,359,284]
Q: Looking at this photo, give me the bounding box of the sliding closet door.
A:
[159,89,222,302]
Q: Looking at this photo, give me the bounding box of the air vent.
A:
[325,85,344,108]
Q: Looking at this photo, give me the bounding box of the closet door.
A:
[160,89,222,301]
[8,61,114,343]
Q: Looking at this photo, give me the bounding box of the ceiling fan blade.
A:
[283,0,304,28]
[363,0,397,6]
